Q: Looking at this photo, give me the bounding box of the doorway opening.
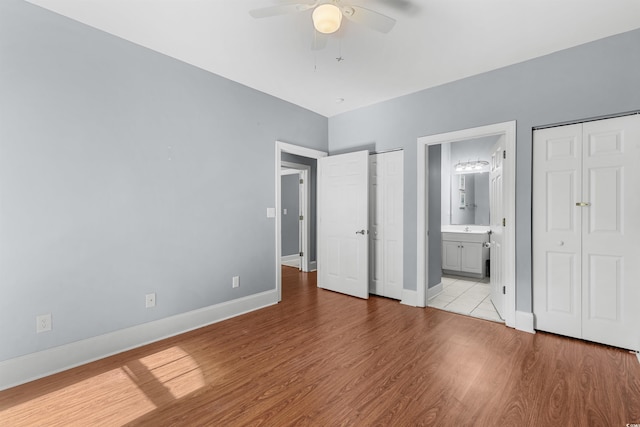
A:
[280,161,310,271]
[434,137,502,322]
[275,141,327,302]
[417,121,517,328]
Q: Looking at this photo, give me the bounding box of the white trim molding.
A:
[281,254,301,268]
[515,311,536,334]
[0,290,278,391]
[427,282,443,300]
[401,289,418,307]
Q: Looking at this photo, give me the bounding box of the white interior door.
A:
[369,151,403,300]
[369,155,383,295]
[533,115,640,352]
[580,116,640,351]
[533,124,583,338]
[297,169,309,272]
[381,151,404,300]
[318,150,369,299]
[489,136,505,319]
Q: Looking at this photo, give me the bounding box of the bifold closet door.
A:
[533,115,640,351]
[580,116,640,350]
[533,124,583,339]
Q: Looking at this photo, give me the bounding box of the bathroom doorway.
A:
[433,137,502,322]
[417,121,517,328]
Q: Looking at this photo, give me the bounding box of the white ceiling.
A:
[25,0,640,117]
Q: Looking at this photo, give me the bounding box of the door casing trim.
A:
[275,141,327,301]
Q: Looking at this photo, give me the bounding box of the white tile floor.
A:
[428,275,503,322]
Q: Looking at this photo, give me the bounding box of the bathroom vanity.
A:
[441,227,490,279]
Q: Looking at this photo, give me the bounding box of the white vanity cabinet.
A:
[442,232,490,279]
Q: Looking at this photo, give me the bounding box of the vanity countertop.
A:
[441,225,490,234]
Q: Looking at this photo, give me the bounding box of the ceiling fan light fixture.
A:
[312,4,342,34]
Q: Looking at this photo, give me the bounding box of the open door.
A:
[489,136,505,319]
[317,150,369,299]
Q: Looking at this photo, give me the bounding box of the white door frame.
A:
[281,161,311,271]
[417,121,517,328]
[275,141,327,302]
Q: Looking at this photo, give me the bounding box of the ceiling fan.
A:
[249,0,397,49]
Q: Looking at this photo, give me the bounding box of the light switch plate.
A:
[145,293,156,308]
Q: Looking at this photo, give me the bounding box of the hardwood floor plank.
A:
[1,266,639,426]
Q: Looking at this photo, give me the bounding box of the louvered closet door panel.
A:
[533,124,583,339]
[581,115,640,351]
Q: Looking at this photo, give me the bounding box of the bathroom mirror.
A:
[450,172,489,225]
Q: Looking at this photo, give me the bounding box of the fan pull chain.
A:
[313,29,318,72]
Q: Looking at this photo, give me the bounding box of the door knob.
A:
[355,230,367,235]
[575,202,591,207]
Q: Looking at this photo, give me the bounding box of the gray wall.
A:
[281,174,299,256]
[427,145,441,288]
[0,0,327,361]
[328,28,640,312]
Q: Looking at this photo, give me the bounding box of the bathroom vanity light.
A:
[454,160,489,173]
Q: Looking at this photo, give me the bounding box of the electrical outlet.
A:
[145,293,156,308]
[36,314,52,333]
[232,276,240,288]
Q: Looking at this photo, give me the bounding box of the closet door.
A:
[368,151,404,300]
[534,115,640,352]
[369,155,383,296]
[533,124,583,339]
[581,116,640,351]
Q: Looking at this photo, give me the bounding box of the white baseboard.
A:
[427,282,443,300]
[309,261,317,272]
[636,352,640,364]
[401,289,418,307]
[281,254,300,268]
[0,289,278,391]
[515,310,535,334]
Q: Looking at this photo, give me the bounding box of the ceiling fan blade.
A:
[311,31,328,51]
[341,5,396,33]
[249,1,315,19]
[369,0,419,13]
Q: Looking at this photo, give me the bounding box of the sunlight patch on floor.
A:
[0,346,206,426]
[0,367,156,426]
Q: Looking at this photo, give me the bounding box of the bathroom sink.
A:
[441,225,490,234]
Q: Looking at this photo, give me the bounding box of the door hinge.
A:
[299,215,304,220]
[502,218,506,227]
[299,178,304,184]
[502,286,506,294]
[503,150,506,159]
[299,252,304,257]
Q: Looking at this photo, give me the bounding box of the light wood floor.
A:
[1,267,639,426]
